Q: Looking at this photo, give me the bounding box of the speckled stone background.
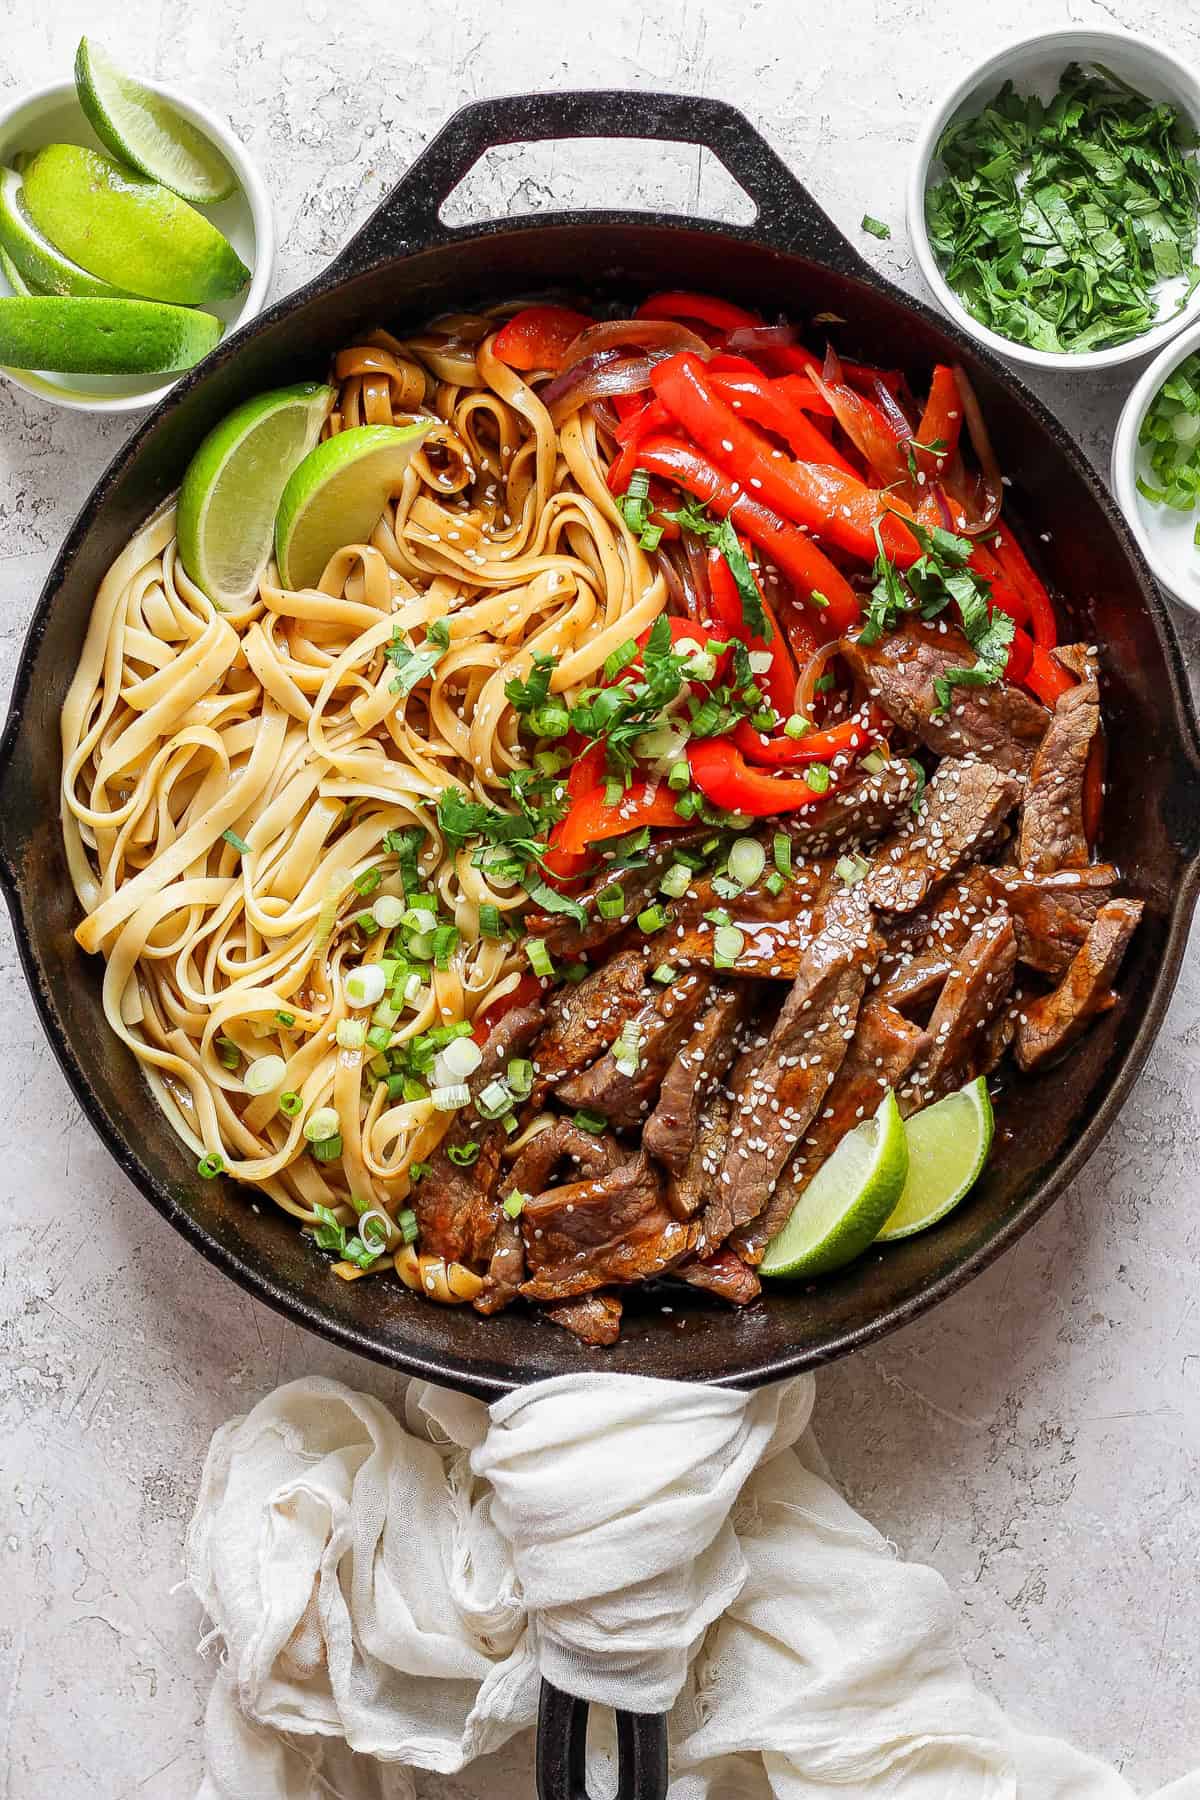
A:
[2,1,1199,1794]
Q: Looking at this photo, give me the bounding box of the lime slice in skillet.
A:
[0,295,222,373]
[21,144,249,304]
[0,166,133,298]
[876,1076,994,1242]
[760,1089,909,1279]
[274,423,434,591]
[177,384,336,607]
[75,38,238,204]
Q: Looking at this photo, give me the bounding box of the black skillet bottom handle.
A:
[535,1680,668,1800]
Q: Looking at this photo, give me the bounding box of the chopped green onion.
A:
[813,673,836,693]
[439,1035,483,1082]
[803,764,832,794]
[773,831,792,878]
[604,638,639,681]
[563,962,589,983]
[612,1020,642,1076]
[728,836,766,888]
[809,591,830,610]
[279,1091,304,1118]
[197,1151,225,1179]
[432,923,459,970]
[355,910,380,937]
[596,882,626,920]
[245,1053,286,1094]
[275,1010,296,1027]
[860,749,887,775]
[530,702,570,738]
[303,1106,341,1143]
[603,776,625,807]
[398,1207,420,1243]
[712,923,746,969]
[336,1019,367,1050]
[366,1024,392,1053]
[526,938,555,980]
[764,871,785,896]
[215,1035,241,1070]
[222,828,251,855]
[310,1133,343,1163]
[636,903,668,933]
[711,874,743,900]
[651,962,677,985]
[749,709,777,732]
[476,1078,514,1119]
[861,213,891,239]
[431,1083,471,1112]
[783,714,811,740]
[674,790,701,819]
[345,964,388,1008]
[353,866,382,897]
[447,1142,480,1167]
[406,928,436,961]
[371,998,400,1029]
[659,863,692,899]
[535,748,570,775]
[667,760,691,791]
[503,1189,528,1219]
[703,907,731,928]
[478,903,503,939]
[372,894,406,929]
[507,1058,534,1098]
[836,852,871,888]
[573,1109,608,1134]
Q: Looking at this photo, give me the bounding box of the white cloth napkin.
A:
[187,1373,1198,1800]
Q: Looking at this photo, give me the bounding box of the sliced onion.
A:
[950,365,1003,536]
[658,542,696,616]
[684,533,713,617]
[795,636,846,719]
[561,317,711,369]
[871,376,916,439]
[811,350,906,485]
[726,322,799,355]
[545,355,660,424]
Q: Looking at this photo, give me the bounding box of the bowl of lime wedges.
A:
[0,42,273,413]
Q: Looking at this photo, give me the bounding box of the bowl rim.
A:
[0,73,274,415]
[906,24,1200,373]
[1111,312,1200,614]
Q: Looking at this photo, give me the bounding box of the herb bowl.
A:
[0,78,273,415]
[1112,314,1200,613]
[907,28,1200,373]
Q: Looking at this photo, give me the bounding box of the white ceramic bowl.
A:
[0,78,273,414]
[1112,315,1200,614]
[908,28,1200,373]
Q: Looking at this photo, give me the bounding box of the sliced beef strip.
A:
[863,758,1022,915]
[643,984,749,1174]
[901,911,1017,1112]
[876,867,999,1005]
[675,1247,762,1305]
[530,950,647,1099]
[556,967,714,1129]
[734,994,927,1265]
[666,859,833,980]
[666,1091,733,1221]
[413,1006,544,1268]
[843,620,1049,774]
[777,755,921,852]
[519,1151,699,1301]
[1017,645,1099,873]
[545,1293,624,1346]
[704,889,881,1246]
[507,1117,627,1197]
[475,1217,525,1317]
[1014,897,1143,1072]
[986,864,1117,976]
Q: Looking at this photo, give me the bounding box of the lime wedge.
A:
[21,145,249,305]
[0,296,221,373]
[877,1077,994,1241]
[760,1089,909,1278]
[75,39,237,205]
[178,384,336,606]
[275,423,433,590]
[0,167,134,299]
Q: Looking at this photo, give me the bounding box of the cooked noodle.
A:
[61,313,663,1271]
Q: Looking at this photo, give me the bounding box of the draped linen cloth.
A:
[187,1373,1198,1799]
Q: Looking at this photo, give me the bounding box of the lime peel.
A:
[274,423,434,591]
[760,1089,909,1279]
[877,1076,994,1242]
[75,38,238,205]
[0,295,221,374]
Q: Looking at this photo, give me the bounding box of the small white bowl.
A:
[0,78,273,414]
[1112,316,1200,614]
[908,28,1200,373]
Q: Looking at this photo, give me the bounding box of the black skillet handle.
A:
[332,89,870,276]
[535,1680,668,1800]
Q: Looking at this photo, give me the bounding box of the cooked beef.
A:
[863,758,1022,915]
[643,984,748,1173]
[675,1247,762,1305]
[534,830,708,958]
[508,1117,628,1195]
[666,1091,733,1220]
[475,1217,525,1316]
[734,994,926,1264]
[519,1152,699,1300]
[987,864,1117,976]
[877,867,999,998]
[557,967,714,1128]
[1017,645,1098,873]
[666,859,833,979]
[1014,898,1144,1071]
[777,754,921,851]
[843,620,1049,773]
[704,890,881,1245]
[902,911,1017,1110]
[545,1293,624,1346]
[413,1006,544,1267]
[531,951,647,1098]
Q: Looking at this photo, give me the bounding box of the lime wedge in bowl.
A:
[0,244,37,297]
[178,384,335,607]
[760,1089,909,1279]
[0,296,221,373]
[75,38,237,205]
[275,423,433,590]
[877,1076,994,1242]
[0,167,134,299]
[21,145,249,304]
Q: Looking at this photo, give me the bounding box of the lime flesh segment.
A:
[0,296,221,373]
[877,1076,994,1242]
[21,145,249,304]
[760,1089,909,1278]
[75,38,237,205]
[0,166,135,299]
[275,424,433,590]
[178,384,336,607]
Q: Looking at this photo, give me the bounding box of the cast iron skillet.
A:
[2,92,1199,1800]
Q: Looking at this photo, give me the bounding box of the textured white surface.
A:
[1,2,1198,1796]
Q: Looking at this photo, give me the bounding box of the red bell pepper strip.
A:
[472,973,546,1044]
[990,522,1057,648]
[774,372,836,418]
[614,396,672,445]
[733,706,883,768]
[687,738,838,816]
[1025,643,1074,708]
[637,292,760,334]
[707,548,795,714]
[707,367,858,475]
[1003,624,1035,687]
[491,305,594,372]
[555,780,685,856]
[913,365,963,476]
[634,436,860,634]
[648,354,921,566]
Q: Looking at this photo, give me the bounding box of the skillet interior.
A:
[3,95,1199,1396]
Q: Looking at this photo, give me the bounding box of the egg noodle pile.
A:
[60,310,666,1284]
